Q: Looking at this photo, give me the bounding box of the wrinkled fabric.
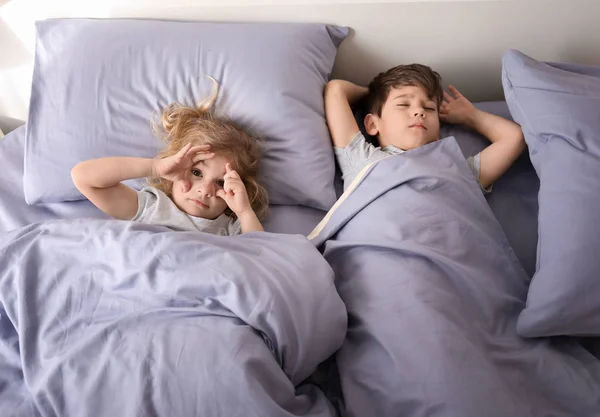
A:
[0,220,346,416]
[310,138,600,417]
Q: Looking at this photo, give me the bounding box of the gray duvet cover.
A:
[310,137,600,417]
[0,220,346,416]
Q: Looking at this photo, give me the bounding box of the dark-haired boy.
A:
[325,64,525,192]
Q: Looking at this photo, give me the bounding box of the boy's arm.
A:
[464,111,525,189]
[71,157,147,220]
[441,86,525,189]
[324,80,369,148]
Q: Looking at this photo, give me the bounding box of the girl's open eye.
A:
[216,180,225,188]
[191,168,202,177]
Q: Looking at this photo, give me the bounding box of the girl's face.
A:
[171,153,230,219]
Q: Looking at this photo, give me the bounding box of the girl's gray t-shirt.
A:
[131,186,241,235]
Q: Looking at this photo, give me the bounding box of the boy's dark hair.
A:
[366,64,443,116]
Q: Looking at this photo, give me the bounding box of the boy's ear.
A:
[364,113,379,136]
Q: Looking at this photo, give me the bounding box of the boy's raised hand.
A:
[440,85,478,126]
[154,143,214,183]
[216,163,253,217]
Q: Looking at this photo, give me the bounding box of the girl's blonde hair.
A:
[151,77,268,220]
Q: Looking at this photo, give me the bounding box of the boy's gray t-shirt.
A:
[335,132,491,193]
[131,186,241,235]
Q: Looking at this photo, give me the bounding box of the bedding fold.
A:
[0,220,346,416]
[310,137,600,417]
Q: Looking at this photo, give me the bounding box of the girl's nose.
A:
[198,182,215,198]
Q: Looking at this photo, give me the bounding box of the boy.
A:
[325,64,525,192]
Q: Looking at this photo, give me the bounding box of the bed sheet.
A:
[0,125,326,236]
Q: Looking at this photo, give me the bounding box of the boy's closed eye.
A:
[396,101,437,111]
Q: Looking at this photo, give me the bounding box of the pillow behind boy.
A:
[25,19,348,210]
[502,49,600,337]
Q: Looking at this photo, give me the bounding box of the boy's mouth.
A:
[409,123,427,130]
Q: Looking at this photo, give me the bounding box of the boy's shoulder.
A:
[334,131,396,191]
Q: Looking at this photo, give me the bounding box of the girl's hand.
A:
[153,143,214,183]
[440,85,479,127]
[216,163,253,217]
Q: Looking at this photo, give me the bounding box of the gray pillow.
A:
[24,19,348,210]
[502,49,600,337]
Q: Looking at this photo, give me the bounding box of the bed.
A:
[1,9,600,417]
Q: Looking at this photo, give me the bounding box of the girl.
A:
[72,79,268,235]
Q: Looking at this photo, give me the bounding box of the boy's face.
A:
[365,84,440,150]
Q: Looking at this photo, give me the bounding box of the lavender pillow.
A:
[25,19,348,210]
[502,49,600,337]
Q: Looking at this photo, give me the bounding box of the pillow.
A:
[25,19,348,210]
[502,49,600,337]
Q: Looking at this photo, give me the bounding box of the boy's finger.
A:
[225,163,232,173]
[449,85,463,98]
[216,189,227,200]
[443,91,454,102]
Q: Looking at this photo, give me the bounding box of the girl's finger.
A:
[187,145,210,154]
[226,170,240,180]
[192,152,215,163]
[225,163,232,173]
[443,91,454,103]
[175,143,193,159]
[180,179,191,193]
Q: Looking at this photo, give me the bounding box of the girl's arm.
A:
[237,211,264,233]
[72,144,213,220]
[71,157,151,220]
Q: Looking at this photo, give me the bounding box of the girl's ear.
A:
[364,113,379,136]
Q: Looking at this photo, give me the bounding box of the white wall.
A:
[1,0,600,129]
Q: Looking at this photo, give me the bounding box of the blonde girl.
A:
[72,79,268,235]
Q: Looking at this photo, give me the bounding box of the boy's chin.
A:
[400,136,438,150]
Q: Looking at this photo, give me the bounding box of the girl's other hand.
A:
[216,163,253,217]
